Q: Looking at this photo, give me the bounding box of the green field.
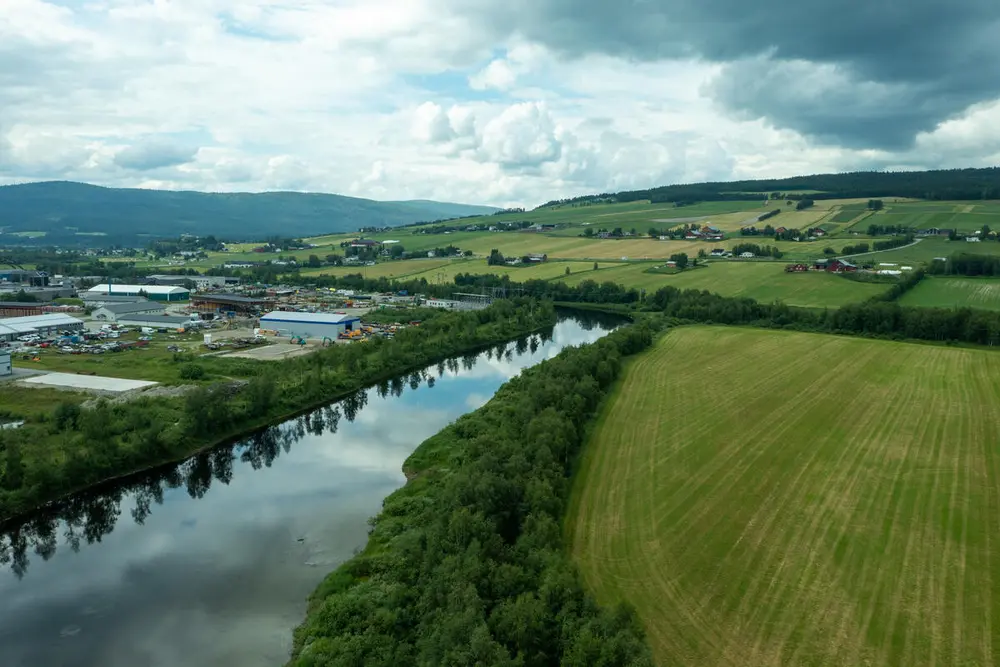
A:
[570,326,1000,667]
[559,261,889,307]
[864,237,1000,265]
[900,276,1000,311]
[867,201,1000,233]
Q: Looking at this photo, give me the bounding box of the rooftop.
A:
[260,311,360,325]
[86,284,189,295]
[115,314,195,326]
[0,313,84,334]
[97,302,166,315]
[192,293,271,304]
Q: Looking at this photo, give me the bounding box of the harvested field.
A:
[570,326,1000,667]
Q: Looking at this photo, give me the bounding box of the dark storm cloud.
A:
[114,143,198,171]
[451,0,1000,148]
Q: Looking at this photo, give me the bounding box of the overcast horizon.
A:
[2,0,999,208]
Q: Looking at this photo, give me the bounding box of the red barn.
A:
[825,259,857,273]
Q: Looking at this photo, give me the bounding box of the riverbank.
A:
[288,323,656,666]
[0,300,558,524]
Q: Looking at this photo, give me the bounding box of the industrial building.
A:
[148,275,239,290]
[93,302,167,322]
[115,314,198,331]
[0,313,85,342]
[0,269,49,287]
[86,284,190,302]
[0,349,10,376]
[259,311,359,339]
[191,293,274,316]
[80,292,149,306]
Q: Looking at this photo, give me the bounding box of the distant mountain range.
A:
[0,181,499,246]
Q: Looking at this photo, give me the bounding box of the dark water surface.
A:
[0,314,617,667]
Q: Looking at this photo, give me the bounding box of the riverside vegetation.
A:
[290,323,656,666]
[0,299,556,522]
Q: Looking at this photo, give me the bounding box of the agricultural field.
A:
[570,326,1000,667]
[864,201,1000,233]
[899,276,1000,311]
[558,261,889,307]
[863,237,1000,265]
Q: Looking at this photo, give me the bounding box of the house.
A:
[710,248,728,257]
[526,253,548,263]
[966,236,981,243]
[808,228,826,237]
[93,302,167,322]
[775,226,788,234]
[784,263,809,272]
[740,252,755,259]
[685,231,703,240]
[665,260,677,268]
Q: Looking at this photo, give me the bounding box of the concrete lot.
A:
[224,342,316,361]
[21,372,158,392]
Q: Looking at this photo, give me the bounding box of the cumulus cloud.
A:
[411,102,458,143]
[477,102,563,168]
[470,59,517,91]
[114,143,199,171]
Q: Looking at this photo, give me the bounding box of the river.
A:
[0,313,618,667]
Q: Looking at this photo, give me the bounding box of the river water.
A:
[0,313,617,667]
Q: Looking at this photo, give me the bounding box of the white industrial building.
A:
[0,313,85,342]
[0,349,11,376]
[116,314,199,331]
[80,292,150,306]
[93,302,167,322]
[86,284,190,302]
[259,311,360,339]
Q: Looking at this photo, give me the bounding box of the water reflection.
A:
[0,312,617,667]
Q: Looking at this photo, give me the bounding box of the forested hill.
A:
[542,167,1000,207]
[0,181,498,245]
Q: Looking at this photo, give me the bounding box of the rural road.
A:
[838,237,923,260]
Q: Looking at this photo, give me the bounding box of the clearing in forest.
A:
[569,326,1000,667]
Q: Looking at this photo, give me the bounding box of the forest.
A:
[539,167,1000,207]
[289,324,656,666]
[0,300,556,522]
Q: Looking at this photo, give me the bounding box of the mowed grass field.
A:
[900,276,1000,311]
[570,326,1000,667]
[558,261,889,307]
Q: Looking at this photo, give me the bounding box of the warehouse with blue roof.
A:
[259,311,360,339]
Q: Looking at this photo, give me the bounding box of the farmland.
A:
[899,276,1000,311]
[560,261,889,307]
[570,326,1000,667]
[853,201,1000,233]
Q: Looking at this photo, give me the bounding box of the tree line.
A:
[928,252,1000,276]
[537,168,1000,208]
[289,324,656,666]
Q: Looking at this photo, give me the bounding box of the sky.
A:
[2,0,1000,208]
